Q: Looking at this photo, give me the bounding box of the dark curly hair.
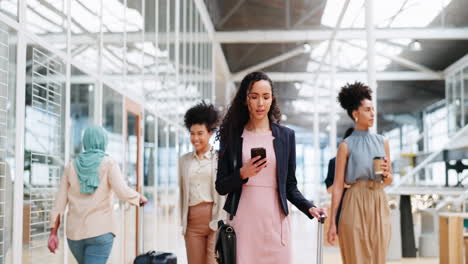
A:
[217,72,281,154]
[184,101,219,132]
[337,81,373,120]
[343,127,354,139]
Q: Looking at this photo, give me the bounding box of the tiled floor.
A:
[27,206,441,264]
[290,211,439,264]
[150,208,441,264]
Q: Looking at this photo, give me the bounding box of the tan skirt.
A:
[338,180,391,264]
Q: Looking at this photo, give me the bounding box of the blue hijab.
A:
[75,126,109,194]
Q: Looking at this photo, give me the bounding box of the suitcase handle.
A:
[316,214,325,264]
[319,214,325,224]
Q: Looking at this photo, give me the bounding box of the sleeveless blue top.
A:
[343,129,386,185]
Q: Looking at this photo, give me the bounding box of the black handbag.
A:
[215,219,236,264]
[133,250,177,264]
[215,146,238,264]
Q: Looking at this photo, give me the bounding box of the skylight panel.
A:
[71,0,100,33]
[322,0,365,28]
[322,0,452,28]
[102,0,126,32]
[0,0,17,17]
[379,0,451,28]
[126,8,143,32]
[26,12,63,33]
[27,0,65,33]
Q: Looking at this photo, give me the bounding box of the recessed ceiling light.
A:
[409,40,422,51]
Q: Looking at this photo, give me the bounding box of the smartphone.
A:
[251,147,266,166]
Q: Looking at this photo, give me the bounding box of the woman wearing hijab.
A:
[47,126,147,264]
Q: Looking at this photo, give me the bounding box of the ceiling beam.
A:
[28,32,209,45]
[34,28,468,46]
[27,73,212,84]
[31,27,468,45]
[215,28,468,43]
[231,71,445,82]
[340,40,442,78]
[217,0,247,28]
[232,45,307,80]
[293,0,326,28]
[194,0,231,80]
[445,52,468,74]
[309,0,351,84]
[285,0,291,28]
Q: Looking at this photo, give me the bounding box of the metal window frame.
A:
[12,0,27,262]
[4,0,217,262]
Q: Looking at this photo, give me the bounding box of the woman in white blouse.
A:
[179,102,226,264]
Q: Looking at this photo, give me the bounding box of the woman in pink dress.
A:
[216,71,328,264]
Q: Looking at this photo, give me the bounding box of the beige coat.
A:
[178,150,226,235]
[50,157,140,240]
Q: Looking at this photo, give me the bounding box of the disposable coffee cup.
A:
[373,157,385,175]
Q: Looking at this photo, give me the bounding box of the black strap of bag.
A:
[215,144,238,264]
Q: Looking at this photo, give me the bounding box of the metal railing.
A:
[388,122,468,192]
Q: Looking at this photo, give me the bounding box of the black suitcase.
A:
[134,251,177,264]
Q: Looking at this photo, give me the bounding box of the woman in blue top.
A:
[327,82,393,264]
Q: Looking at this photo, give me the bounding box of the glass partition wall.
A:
[446,55,468,135]
[0,21,17,264]
[2,0,214,262]
[23,44,66,264]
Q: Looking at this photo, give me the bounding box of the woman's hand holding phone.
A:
[240,156,268,180]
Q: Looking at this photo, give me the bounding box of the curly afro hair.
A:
[337,81,373,120]
[184,101,219,132]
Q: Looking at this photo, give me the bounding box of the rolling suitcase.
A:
[133,251,177,264]
[316,215,325,264]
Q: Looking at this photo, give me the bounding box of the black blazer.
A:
[324,157,346,232]
[324,158,336,189]
[215,123,315,219]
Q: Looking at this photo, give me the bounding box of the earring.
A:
[355,117,358,123]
